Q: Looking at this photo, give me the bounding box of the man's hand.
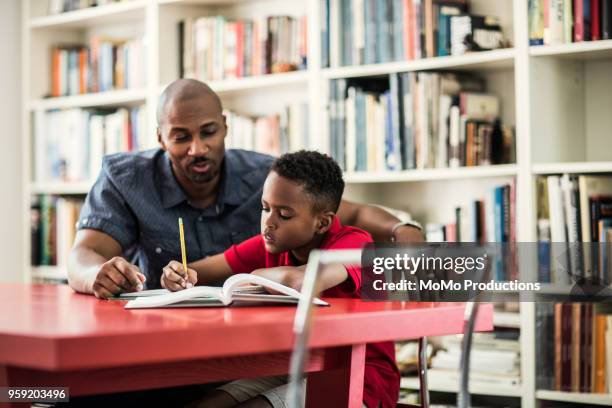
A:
[251,266,305,293]
[393,225,426,243]
[92,256,146,299]
[161,260,198,292]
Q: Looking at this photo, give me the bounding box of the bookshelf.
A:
[20,0,612,407]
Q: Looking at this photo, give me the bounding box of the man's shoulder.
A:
[101,149,162,186]
[225,149,274,175]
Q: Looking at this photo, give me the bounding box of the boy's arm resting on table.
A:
[161,254,233,291]
[68,229,145,299]
[251,264,348,294]
[337,199,425,243]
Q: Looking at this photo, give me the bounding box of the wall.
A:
[0,0,22,282]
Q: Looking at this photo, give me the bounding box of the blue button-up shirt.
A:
[78,148,274,288]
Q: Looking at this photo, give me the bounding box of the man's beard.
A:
[186,158,216,183]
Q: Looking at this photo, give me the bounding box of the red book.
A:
[78,48,88,94]
[51,47,61,97]
[236,21,244,78]
[592,0,601,40]
[575,0,585,41]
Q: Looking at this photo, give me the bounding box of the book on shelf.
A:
[538,302,612,394]
[178,14,307,82]
[121,273,329,309]
[537,174,612,285]
[329,72,515,173]
[50,36,145,97]
[34,106,148,183]
[47,0,131,15]
[321,0,509,67]
[31,196,83,270]
[529,0,612,45]
[224,103,309,157]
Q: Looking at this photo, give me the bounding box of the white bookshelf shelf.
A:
[31,181,93,195]
[401,376,522,398]
[344,164,518,184]
[32,266,67,281]
[322,48,515,80]
[28,88,147,110]
[162,71,309,96]
[536,390,612,406]
[530,39,612,59]
[532,161,612,175]
[29,0,147,29]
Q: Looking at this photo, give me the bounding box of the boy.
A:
[161,150,400,408]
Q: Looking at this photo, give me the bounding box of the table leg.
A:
[305,344,366,408]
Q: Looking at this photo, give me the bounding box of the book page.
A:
[125,286,223,309]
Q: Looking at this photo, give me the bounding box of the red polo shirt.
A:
[224,217,400,408]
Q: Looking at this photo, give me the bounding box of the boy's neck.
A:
[291,233,327,265]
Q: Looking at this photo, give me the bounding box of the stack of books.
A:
[536,174,612,284]
[50,37,145,97]
[224,104,309,157]
[179,15,308,81]
[321,0,507,67]
[428,332,521,389]
[529,0,612,45]
[34,106,148,183]
[329,73,514,172]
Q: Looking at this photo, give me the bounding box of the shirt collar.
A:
[156,150,251,209]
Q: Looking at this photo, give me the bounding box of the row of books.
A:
[537,174,612,284]
[50,37,145,97]
[426,182,516,281]
[329,73,514,172]
[529,0,612,45]
[428,332,521,389]
[321,0,507,67]
[34,106,148,183]
[47,0,128,15]
[537,303,612,394]
[31,196,82,268]
[179,15,307,82]
[224,103,309,157]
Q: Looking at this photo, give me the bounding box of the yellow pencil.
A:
[178,217,188,281]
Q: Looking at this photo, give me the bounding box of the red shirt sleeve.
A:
[223,235,267,274]
[322,227,372,296]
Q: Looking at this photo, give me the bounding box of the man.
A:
[67,78,423,299]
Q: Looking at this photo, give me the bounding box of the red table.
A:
[0,284,492,407]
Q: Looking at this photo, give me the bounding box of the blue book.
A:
[364,0,377,64]
[400,72,415,169]
[392,0,404,60]
[494,186,505,280]
[321,0,329,68]
[355,89,367,171]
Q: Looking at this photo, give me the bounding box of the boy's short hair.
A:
[271,150,345,213]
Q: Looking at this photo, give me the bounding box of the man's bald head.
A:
[156,79,223,126]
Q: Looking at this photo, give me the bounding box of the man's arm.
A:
[68,229,145,298]
[337,199,425,242]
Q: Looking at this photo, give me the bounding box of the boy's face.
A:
[260,171,328,255]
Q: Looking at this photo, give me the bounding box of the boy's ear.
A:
[316,212,335,234]
[157,127,167,151]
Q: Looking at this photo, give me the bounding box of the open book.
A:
[123,273,329,309]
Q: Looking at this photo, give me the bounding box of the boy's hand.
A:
[252,266,305,293]
[161,260,198,292]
